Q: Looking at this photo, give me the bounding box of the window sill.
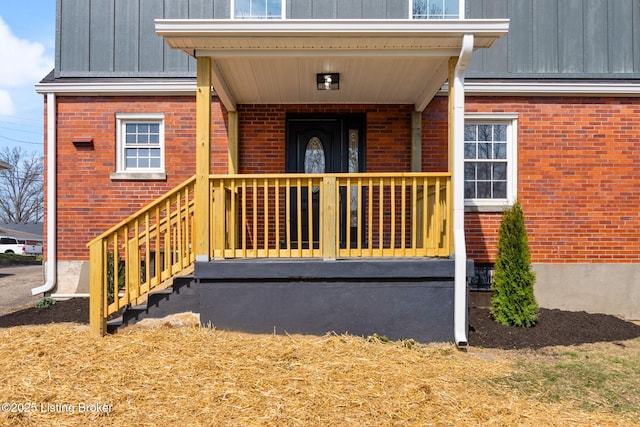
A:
[464,202,512,213]
[110,172,167,181]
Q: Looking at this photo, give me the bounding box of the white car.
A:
[0,236,42,255]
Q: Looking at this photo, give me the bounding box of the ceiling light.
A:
[317,73,340,90]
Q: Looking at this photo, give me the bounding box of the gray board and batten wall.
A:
[55,0,640,79]
[55,0,407,78]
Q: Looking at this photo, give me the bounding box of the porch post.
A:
[195,57,212,262]
[322,176,337,260]
[411,111,422,172]
[228,111,238,174]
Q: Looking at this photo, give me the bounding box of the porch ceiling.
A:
[156,20,509,112]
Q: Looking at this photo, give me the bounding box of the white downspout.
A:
[32,92,57,295]
[453,34,474,348]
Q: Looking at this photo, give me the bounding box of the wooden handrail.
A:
[89,176,196,337]
[89,172,451,336]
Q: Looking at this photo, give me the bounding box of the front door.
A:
[286,114,365,248]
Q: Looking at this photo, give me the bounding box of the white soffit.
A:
[156,19,509,111]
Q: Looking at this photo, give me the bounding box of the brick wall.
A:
[49,95,640,264]
[51,95,219,260]
[465,96,640,263]
[238,104,413,173]
[52,100,415,260]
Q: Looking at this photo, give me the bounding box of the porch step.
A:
[108,276,198,332]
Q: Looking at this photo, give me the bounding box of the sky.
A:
[0,1,55,157]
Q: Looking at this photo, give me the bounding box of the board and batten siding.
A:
[56,0,409,77]
[56,0,230,77]
[466,0,640,78]
[56,0,640,79]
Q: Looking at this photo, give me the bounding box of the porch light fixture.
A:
[317,73,339,90]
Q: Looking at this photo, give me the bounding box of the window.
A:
[233,0,284,19]
[412,0,462,19]
[113,113,165,180]
[464,114,517,210]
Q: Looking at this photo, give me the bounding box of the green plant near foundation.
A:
[490,200,539,327]
[35,297,56,309]
[107,251,126,304]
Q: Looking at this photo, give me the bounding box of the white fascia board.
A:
[155,19,510,37]
[195,48,463,58]
[441,81,640,96]
[35,80,196,95]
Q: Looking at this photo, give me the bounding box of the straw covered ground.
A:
[1,323,638,426]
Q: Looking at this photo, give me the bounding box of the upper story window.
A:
[112,113,166,181]
[464,114,518,211]
[233,0,284,19]
[413,0,462,19]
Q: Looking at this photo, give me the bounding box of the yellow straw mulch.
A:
[0,323,635,426]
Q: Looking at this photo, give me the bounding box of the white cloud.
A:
[0,90,15,115]
[0,16,53,87]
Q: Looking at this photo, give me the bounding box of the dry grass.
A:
[0,323,638,426]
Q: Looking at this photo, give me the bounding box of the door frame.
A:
[285,113,367,249]
[285,113,366,174]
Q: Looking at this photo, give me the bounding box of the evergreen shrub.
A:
[490,200,539,327]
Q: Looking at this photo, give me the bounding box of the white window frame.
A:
[411,0,464,19]
[464,113,518,211]
[231,0,286,19]
[111,113,166,181]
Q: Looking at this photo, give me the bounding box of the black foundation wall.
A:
[192,258,468,343]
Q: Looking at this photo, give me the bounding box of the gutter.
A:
[32,93,57,296]
[453,34,474,349]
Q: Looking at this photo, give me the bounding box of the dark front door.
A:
[286,114,365,249]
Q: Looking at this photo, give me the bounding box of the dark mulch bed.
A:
[0,298,90,328]
[1,299,640,350]
[470,307,640,350]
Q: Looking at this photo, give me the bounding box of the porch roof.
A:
[155,19,509,112]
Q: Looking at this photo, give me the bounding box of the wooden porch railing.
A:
[210,172,451,259]
[89,172,451,336]
[88,176,196,337]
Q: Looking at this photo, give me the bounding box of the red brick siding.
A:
[238,104,413,173]
[49,95,640,265]
[421,97,449,172]
[236,104,414,248]
[465,96,640,263]
[51,96,207,260]
[52,100,415,260]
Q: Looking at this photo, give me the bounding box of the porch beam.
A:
[210,58,237,112]
[415,59,449,112]
[195,56,212,262]
[411,111,422,172]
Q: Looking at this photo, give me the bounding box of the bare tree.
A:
[0,147,44,223]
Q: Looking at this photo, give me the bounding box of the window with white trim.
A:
[412,0,462,19]
[233,0,284,19]
[115,113,165,176]
[464,114,517,209]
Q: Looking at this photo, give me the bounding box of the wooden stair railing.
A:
[88,176,196,337]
